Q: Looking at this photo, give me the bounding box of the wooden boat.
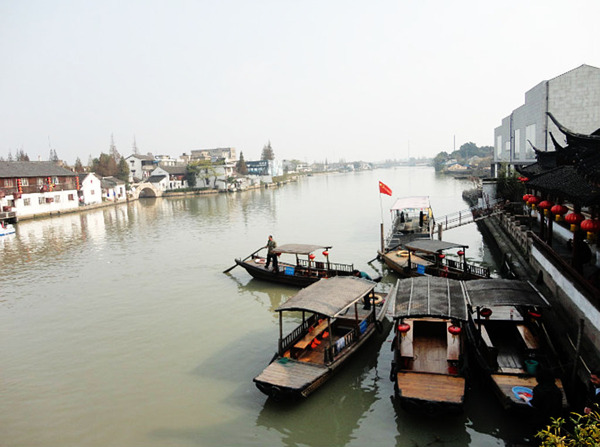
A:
[253,276,394,400]
[234,243,357,287]
[380,239,490,280]
[389,276,468,414]
[463,279,568,412]
[384,196,434,252]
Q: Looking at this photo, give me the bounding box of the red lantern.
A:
[527,196,540,208]
[457,250,465,256]
[565,213,585,231]
[448,325,461,335]
[480,308,492,318]
[528,309,542,319]
[322,250,329,257]
[397,323,411,334]
[438,253,445,259]
[309,254,315,260]
[581,219,600,241]
[551,204,568,221]
[523,194,532,202]
[538,200,554,216]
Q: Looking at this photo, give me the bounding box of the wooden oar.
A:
[223,246,265,273]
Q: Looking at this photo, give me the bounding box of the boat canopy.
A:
[404,239,467,254]
[272,244,331,255]
[392,277,468,321]
[390,196,431,212]
[464,279,550,308]
[276,277,375,318]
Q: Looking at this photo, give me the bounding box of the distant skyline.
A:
[1,1,599,165]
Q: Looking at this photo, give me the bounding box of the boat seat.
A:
[293,320,328,350]
[516,324,539,350]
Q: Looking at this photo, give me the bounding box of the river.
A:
[1,167,535,446]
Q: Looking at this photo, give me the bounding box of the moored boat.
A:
[0,223,15,236]
[253,276,394,400]
[390,276,468,414]
[384,196,434,252]
[233,243,358,287]
[380,239,490,280]
[463,279,568,413]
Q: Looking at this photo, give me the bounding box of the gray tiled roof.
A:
[0,161,76,178]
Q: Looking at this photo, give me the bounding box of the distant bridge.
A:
[131,182,162,199]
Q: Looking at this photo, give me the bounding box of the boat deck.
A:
[254,358,328,391]
[396,372,465,404]
[491,374,568,409]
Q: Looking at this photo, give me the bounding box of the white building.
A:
[494,64,600,176]
[0,161,79,219]
[77,173,102,205]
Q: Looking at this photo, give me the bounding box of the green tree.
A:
[236,151,248,175]
[496,163,524,202]
[92,153,118,177]
[261,141,275,160]
[116,157,130,183]
[185,164,198,188]
[433,151,449,172]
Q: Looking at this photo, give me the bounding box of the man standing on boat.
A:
[265,235,278,273]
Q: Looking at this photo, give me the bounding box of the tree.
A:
[49,148,59,163]
[496,163,524,202]
[185,165,198,188]
[261,141,275,160]
[92,153,118,177]
[16,149,30,161]
[236,151,248,175]
[433,151,449,172]
[116,157,130,183]
[74,157,85,173]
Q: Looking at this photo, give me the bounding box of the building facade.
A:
[0,161,79,220]
[493,64,600,176]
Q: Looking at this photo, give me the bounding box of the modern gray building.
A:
[493,64,600,176]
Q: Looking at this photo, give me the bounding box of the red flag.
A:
[379,181,392,196]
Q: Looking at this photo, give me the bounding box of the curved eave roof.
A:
[526,166,600,204]
[392,276,468,321]
[276,277,376,318]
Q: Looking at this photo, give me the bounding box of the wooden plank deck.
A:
[516,324,539,350]
[294,320,329,350]
[396,372,465,404]
[254,359,328,390]
[491,374,568,408]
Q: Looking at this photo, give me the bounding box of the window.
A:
[514,129,521,160]
[68,194,74,201]
[52,177,59,185]
[54,195,61,203]
[23,198,31,206]
[39,197,45,205]
[37,178,44,186]
[4,179,14,187]
[91,190,95,195]
[21,178,29,186]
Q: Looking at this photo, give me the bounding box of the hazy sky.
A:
[1,1,599,165]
